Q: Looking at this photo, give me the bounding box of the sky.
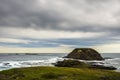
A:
[0,0,120,53]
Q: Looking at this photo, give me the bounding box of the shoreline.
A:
[0,58,120,72]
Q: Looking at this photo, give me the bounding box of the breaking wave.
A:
[0,57,64,71]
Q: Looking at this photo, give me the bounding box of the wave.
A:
[0,57,64,71]
[0,57,120,72]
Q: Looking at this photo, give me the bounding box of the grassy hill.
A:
[0,67,120,80]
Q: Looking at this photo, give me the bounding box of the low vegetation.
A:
[0,66,120,80]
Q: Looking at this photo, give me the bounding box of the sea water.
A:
[0,53,120,71]
[0,53,65,71]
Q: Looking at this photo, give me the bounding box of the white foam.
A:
[0,57,63,71]
[105,58,120,61]
[0,57,120,72]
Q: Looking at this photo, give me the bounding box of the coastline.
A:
[0,53,120,72]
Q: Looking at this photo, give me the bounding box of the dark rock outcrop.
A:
[89,65,117,70]
[55,60,117,70]
[55,60,88,68]
[65,48,103,60]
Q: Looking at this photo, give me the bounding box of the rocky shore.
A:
[56,48,117,70]
[0,48,119,80]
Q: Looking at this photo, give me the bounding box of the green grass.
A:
[0,66,120,80]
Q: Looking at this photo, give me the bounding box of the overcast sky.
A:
[0,0,120,53]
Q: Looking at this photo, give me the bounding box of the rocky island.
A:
[56,48,116,70]
[65,48,103,60]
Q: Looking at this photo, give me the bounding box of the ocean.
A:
[0,53,120,71]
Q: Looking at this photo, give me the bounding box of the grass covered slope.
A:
[0,67,120,80]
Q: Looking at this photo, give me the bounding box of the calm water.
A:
[0,53,120,71]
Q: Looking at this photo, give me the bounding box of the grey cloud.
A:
[1,0,120,52]
[0,0,120,34]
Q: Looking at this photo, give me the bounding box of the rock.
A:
[103,57,112,59]
[87,62,117,70]
[55,59,117,70]
[89,65,117,70]
[55,60,88,68]
[65,48,103,60]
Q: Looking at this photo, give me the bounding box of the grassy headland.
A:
[0,66,120,80]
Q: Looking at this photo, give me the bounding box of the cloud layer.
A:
[0,0,120,31]
[0,0,120,53]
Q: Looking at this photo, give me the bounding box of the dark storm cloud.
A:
[0,0,66,29]
[0,0,120,32]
